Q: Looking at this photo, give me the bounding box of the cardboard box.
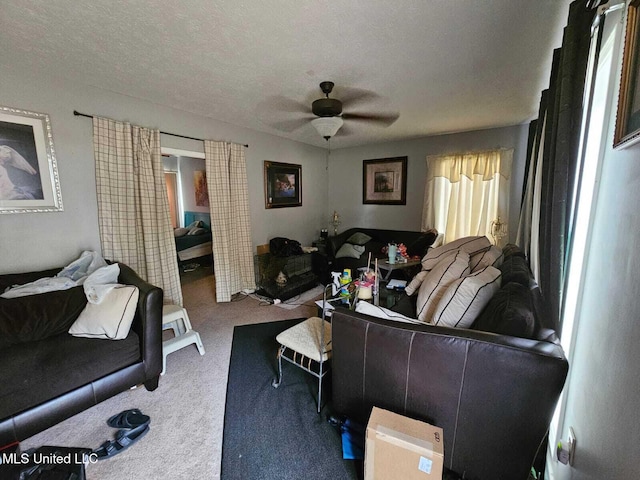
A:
[365,407,444,480]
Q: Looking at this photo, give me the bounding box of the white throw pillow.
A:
[405,270,428,296]
[335,243,366,259]
[69,285,139,340]
[432,266,502,329]
[416,250,470,323]
[421,236,491,271]
[469,245,504,273]
[355,301,421,324]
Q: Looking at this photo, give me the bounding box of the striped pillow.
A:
[432,266,502,329]
[421,236,491,271]
[416,250,470,323]
[469,245,504,273]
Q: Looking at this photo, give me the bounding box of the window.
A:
[421,149,513,244]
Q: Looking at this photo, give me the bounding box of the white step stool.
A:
[161,304,205,375]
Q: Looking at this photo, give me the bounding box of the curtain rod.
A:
[73,110,248,148]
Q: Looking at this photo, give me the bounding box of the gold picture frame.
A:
[614,0,640,148]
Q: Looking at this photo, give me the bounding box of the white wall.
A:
[177,156,209,215]
[0,67,327,273]
[548,4,640,477]
[0,65,529,276]
[327,125,529,239]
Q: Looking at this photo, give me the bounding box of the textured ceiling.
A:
[0,0,572,149]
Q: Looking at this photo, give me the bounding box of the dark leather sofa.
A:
[326,227,438,274]
[0,263,163,446]
[330,246,568,480]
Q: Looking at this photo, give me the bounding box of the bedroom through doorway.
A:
[162,150,214,283]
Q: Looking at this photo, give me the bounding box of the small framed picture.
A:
[264,161,302,208]
[194,170,209,206]
[615,0,640,148]
[363,156,407,205]
[0,106,63,214]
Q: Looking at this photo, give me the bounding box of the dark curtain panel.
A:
[522,120,538,207]
[528,1,595,333]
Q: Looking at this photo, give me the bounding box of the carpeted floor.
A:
[20,268,319,479]
[221,319,358,480]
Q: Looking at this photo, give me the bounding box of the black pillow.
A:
[501,243,526,260]
[0,286,88,349]
[406,231,438,258]
[499,255,531,287]
[472,282,536,339]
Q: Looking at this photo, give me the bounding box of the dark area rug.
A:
[221,319,359,480]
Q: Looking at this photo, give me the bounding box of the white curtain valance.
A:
[422,148,513,245]
[426,149,513,183]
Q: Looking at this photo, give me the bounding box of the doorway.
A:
[161,148,214,282]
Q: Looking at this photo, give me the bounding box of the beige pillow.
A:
[432,266,502,329]
[421,236,491,271]
[69,286,139,340]
[416,250,470,323]
[405,270,428,296]
[355,301,421,324]
[469,245,504,273]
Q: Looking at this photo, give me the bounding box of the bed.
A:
[174,212,213,262]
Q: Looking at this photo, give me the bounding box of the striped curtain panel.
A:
[204,140,256,302]
[92,116,183,306]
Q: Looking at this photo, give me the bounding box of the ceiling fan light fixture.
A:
[311,116,343,140]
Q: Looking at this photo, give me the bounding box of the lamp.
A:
[331,210,341,236]
[311,117,343,140]
[490,217,508,246]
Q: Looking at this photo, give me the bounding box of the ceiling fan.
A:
[265,81,400,140]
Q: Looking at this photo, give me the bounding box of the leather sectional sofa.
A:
[326,227,438,274]
[0,263,163,446]
[330,244,568,480]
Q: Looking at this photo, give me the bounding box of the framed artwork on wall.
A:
[615,0,640,148]
[264,161,302,208]
[0,106,63,214]
[194,170,209,207]
[362,156,407,205]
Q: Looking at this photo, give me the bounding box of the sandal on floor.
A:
[93,424,150,460]
[107,408,150,429]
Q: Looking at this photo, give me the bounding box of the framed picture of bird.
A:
[0,106,63,213]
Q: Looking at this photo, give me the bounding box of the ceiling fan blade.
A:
[336,87,381,109]
[334,123,356,137]
[342,112,400,127]
[259,95,310,114]
[269,117,313,133]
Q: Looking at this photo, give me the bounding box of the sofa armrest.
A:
[117,263,163,382]
[331,308,568,480]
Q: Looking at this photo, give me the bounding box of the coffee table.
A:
[376,259,421,281]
